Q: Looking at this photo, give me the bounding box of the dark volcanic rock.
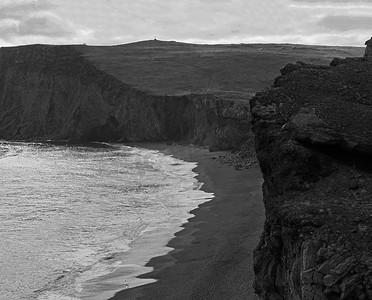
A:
[0,44,251,150]
[365,37,372,58]
[250,57,372,299]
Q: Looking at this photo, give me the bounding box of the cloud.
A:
[0,0,56,19]
[75,0,298,44]
[0,0,90,44]
[0,19,19,39]
[289,0,372,10]
[319,15,372,31]
[63,0,368,46]
[18,13,73,37]
[1,0,370,47]
[291,0,371,3]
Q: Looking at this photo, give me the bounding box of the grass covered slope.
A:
[77,40,363,97]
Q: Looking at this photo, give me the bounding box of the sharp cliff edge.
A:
[0,44,250,149]
[250,58,372,299]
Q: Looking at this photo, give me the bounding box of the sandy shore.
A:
[108,143,265,300]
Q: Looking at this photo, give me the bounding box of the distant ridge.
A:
[2,40,361,97]
[110,39,196,48]
[78,41,363,96]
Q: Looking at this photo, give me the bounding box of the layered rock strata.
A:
[250,58,372,299]
[0,45,250,150]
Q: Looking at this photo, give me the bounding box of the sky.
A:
[0,0,372,47]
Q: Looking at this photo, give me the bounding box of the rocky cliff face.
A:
[250,58,372,299]
[365,38,372,57]
[0,44,250,149]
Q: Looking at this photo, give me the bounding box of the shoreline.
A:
[107,143,265,299]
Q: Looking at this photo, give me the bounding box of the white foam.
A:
[37,292,81,300]
[0,142,213,300]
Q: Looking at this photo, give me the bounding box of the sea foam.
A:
[0,142,213,300]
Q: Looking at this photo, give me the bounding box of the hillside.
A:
[0,44,250,149]
[0,41,363,145]
[77,40,363,98]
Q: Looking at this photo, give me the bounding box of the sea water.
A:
[0,141,213,300]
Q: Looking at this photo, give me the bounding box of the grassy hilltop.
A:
[77,40,364,99]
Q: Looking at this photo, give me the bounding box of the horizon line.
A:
[0,38,366,48]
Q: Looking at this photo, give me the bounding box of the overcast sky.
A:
[0,0,371,47]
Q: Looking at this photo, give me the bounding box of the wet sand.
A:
[108,144,265,300]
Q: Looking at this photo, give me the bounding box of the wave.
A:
[0,142,213,300]
[0,143,23,159]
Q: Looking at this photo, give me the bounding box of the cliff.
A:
[0,42,362,148]
[365,38,372,57]
[250,58,372,299]
[0,44,250,150]
[1,42,370,299]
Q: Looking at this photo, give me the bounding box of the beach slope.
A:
[108,144,264,299]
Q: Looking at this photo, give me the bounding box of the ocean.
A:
[0,141,213,300]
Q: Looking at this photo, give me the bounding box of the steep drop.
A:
[0,44,251,150]
[250,58,372,299]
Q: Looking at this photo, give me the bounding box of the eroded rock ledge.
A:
[250,58,372,299]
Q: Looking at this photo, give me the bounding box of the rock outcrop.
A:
[250,58,372,299]
[0,44,251,150]
[365,38,372,58]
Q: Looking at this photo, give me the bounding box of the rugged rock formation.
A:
[0,44,251,150]
[251,58,372,299]
[365,38,372,58]
[2,42,371,299]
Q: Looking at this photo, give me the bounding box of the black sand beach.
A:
[107,144,265,300]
